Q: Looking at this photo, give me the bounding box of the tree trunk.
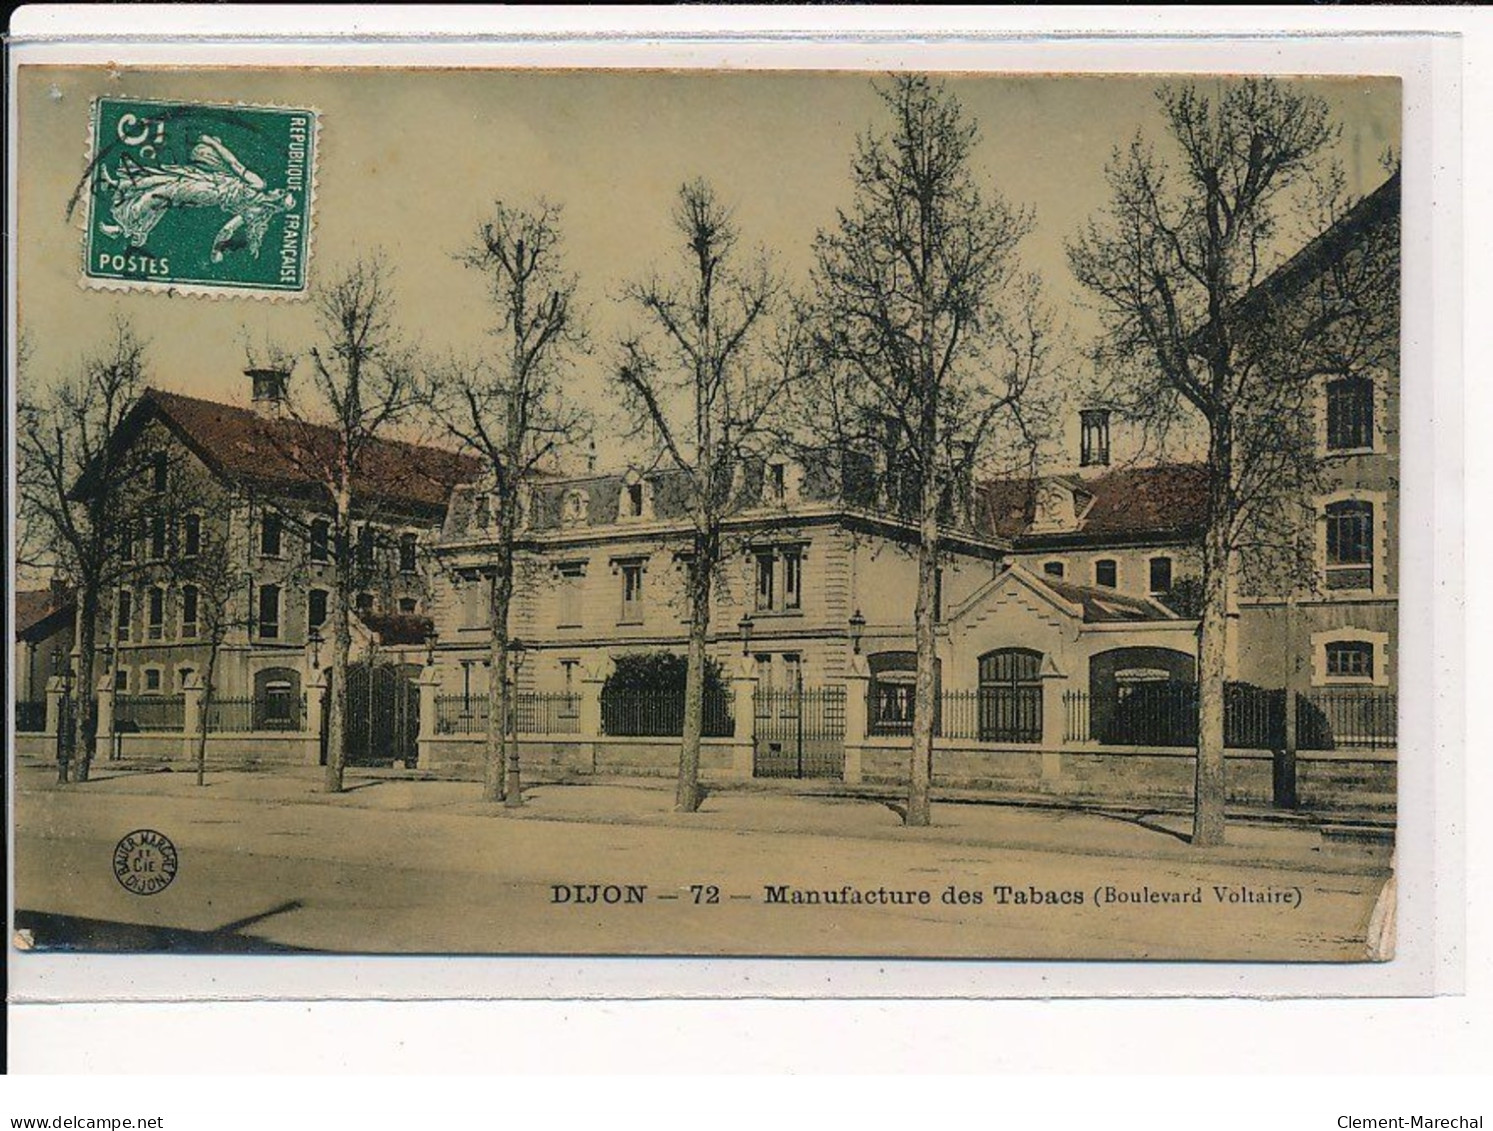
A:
[677,542,713,813]
[70,595,98,783]
[908,484,939,828]
[324,507,352,793]
[196,646,218,787]
[1193,499,1231,846]
[486,557,516,805]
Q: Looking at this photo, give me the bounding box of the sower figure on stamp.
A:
[97,134,295,262]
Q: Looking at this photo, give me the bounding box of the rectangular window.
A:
[398,597,417,615]
[357,525,375,568]
[1149,557,1173,595]
[783,548,802,610]
[1325,501,1375,590]
[754,653,773,693]
[151,452,169,492]
[355,592,374,614]
[181,585,199,638]
[1326,641,1375,679]
[1043,561,1065,579]
[114,668,129,692]
[755,551,775,611]
[120,520,135,562]
[399,532,418,574]
[260,511,282,558]
[1327,377,1374,451]
[147,587,165,641]
[116,590,132,642]
[460,575,491,630]
[182,514,201,558]
[1095,559,1118,589]
[557,562,586,628]
[621,562,644,622]
[782,653,803,689]
[258,584,280,640]
[144,668,162,693]
[149,514,167,561]
[309,519,330,564]
[627,483,644,517]
[308,588,328,630]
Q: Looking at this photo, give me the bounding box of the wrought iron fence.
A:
[601,688,733,738]
[939,688,1043,744]
[516,692,582,735]
[113,694,185,732]
[1063,685,1396,751]
[435,692,584,736]
[1301,690,1397,752]
[753,686,846,778]
[14,700,47,732]
[204,694,307,733]
[865,687,1043,743]
[436,693,488,735]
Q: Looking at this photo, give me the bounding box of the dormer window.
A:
[619,477,651,521]
[562,488,589,526]
[767,462,786,504]
[151,452,168,492]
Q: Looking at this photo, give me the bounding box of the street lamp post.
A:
[848,609,866,655]
[738,613,755,657]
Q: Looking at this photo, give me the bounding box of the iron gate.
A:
[338,662,421,767]
[753,684,846,779]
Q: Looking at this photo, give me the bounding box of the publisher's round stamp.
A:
[82,96,318,297]
[113,829,179,896]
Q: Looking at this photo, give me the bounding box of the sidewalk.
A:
[14,759,1392,877]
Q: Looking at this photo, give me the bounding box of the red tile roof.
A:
[95,389,481,515]
[15,587,74,640]
[978,463,1210,545]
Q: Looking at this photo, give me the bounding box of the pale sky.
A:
[15,68,1400,470]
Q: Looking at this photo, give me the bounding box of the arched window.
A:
[868,651,941,736]
[253,667,302,731]
[978,648,1043,743]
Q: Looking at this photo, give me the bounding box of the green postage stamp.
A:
[83,97,317,296]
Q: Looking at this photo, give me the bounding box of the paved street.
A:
[12,761,1393,960]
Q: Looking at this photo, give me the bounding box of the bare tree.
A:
[615,178,793,813]
[16,319,149,783]
[1067,79,1397,845]
[430,200,589,806]
[808,75,1054,827]
[266,255,426,793]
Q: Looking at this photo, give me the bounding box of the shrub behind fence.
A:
[113,694,185,732]
[1063,684,1395,751]
[601,688,733,738]
[14,700,46,732]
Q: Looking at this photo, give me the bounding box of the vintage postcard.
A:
[9,56,1414,975]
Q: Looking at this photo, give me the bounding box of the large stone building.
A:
[69,373,478,740]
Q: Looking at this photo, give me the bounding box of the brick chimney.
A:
[1078,408,1111,474]
[247,367,290,416]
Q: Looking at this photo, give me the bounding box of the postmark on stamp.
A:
[112,829,179,896]
[82,97,317,297]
